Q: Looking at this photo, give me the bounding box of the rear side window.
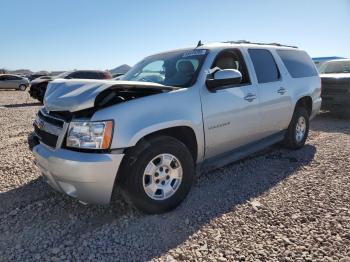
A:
[277,50,318,78]
[69,71,99,79]
[248,49,280,83]
[85,72,100,79]
[68,71,83,79]
[7,75,21,80]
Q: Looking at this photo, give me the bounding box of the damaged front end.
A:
[30,79,178,151]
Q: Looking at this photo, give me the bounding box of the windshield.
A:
[320,60,350,74]
[122,49,208,87]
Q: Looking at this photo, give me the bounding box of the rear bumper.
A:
[33,144,124,204]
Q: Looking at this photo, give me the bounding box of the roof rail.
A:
[222,40,298,48]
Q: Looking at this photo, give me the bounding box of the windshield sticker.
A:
[182,49,207,58]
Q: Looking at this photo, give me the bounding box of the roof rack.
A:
[222,40,298,48]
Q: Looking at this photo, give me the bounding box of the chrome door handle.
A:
[244,93,256,102]
[277,87,286,95]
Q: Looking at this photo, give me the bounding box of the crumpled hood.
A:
[44,79,174,112]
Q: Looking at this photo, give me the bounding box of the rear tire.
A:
[284,107,309,149]
[120,136,195,214]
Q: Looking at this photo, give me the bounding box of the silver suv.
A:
[29,41,321,213]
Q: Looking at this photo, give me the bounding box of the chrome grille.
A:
[34,109,66,148]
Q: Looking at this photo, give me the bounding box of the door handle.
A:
[277,87,286,95]
[244,93,256,102]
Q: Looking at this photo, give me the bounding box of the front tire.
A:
[284,107,309,149]
[18,84,27,91]
[121,136,195,214]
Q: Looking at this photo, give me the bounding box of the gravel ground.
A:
[0,90,349,261]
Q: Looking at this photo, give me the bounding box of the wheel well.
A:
[114,126,198,188]
[295,96,312,116]
[140,126,198,162]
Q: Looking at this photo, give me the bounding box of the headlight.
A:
[66,120,113,150]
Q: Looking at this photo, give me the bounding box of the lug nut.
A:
[155,172,159,177]
[161,181,165,185]
[156,179,160,184]
[166,175,170,180]
[160,167,163,172]
[165,169,169,173]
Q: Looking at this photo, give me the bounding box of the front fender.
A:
[91,87,205,162]
[128,120,199,146]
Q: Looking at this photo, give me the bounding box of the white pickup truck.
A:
[29,41,321,213]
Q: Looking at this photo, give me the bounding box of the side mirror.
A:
[206,69,242,91]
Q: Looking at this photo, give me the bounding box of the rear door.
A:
[201,48,261,159]
[248,49,293,137]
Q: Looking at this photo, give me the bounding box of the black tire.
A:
[284,107,309,149]
[120,136,195,214]
[18,84,27,91]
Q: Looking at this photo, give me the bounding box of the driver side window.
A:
[212,49,251,85]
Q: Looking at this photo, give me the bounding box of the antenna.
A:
[196,40,203,47]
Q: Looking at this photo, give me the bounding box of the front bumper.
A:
[33,144,124,204]
[321,95,350,112]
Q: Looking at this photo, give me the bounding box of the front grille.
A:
[34,108,66,148]
[38,110,64,127]
[34,124,59,148]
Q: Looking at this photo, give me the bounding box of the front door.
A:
[200,49,261,159]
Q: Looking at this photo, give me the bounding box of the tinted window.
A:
[277,50,318,78]
[212,49,250,84]
[69,71,106,79]
[84,72,99,79]
[7,75,21,80]
[68,71,89,79]
[248,49,280,83]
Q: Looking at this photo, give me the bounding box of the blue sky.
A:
[1,0,349,71]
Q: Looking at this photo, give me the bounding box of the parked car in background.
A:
[0,74,30,91]
[29,70,112,102]
[29,41,321,214]
[319,59,350,117]
[110,64,131,78]
[313,56,346,71]
[28,73,48,81]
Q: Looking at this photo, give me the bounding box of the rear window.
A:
[69,71,102,79]
[248,49,280,83]
[277,50,318,78]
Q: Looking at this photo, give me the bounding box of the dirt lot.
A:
[0,90,349,261]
